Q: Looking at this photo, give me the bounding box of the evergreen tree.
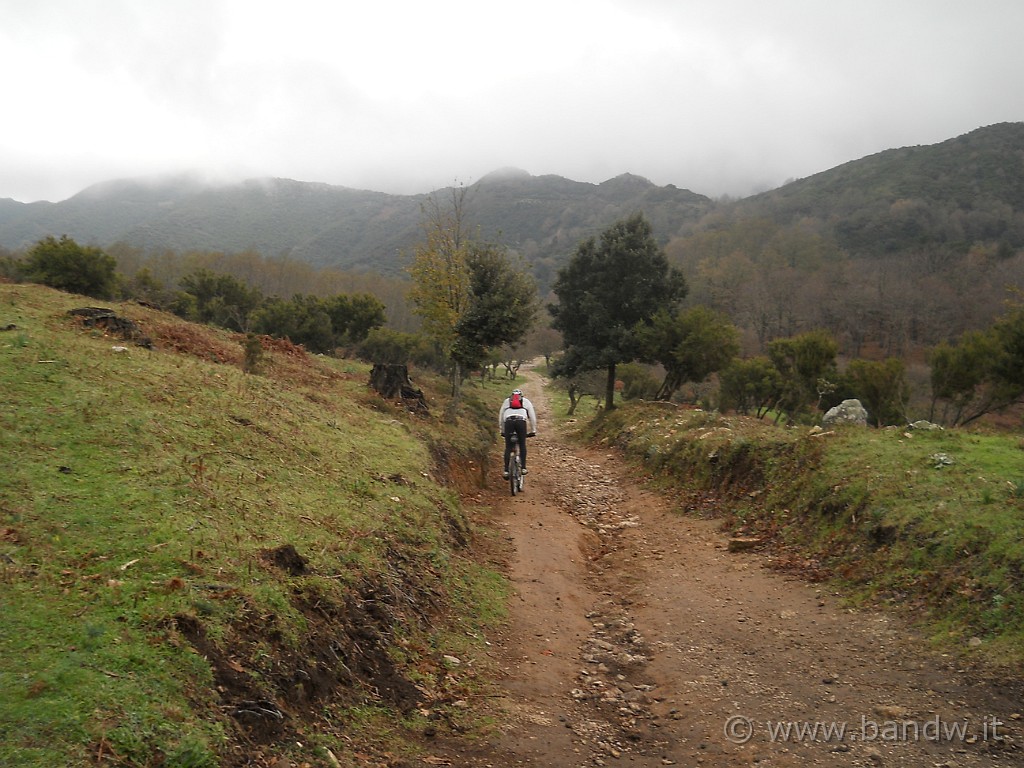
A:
[550,214,686,410]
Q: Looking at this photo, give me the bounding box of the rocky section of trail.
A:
[545,441,679,766]
[469,431,692,768]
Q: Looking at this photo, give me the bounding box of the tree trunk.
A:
[656,372,682,401]
[567,383,580,416]
[605,364,617,410]
[370,364,428,413]
[444,361,463,418]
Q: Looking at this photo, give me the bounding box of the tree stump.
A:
[68,307,153,348]
[369,363,428,413]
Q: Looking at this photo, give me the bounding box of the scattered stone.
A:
[822,399,868,427]
[864,746,884,764]
[874,705,909,719]
[727,537,763,553]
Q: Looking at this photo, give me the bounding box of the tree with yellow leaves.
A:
[408,185,538,403]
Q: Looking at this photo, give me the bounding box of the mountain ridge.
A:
[2,122,1022,282]
[728,121,1024,255]
[0,168,711,276]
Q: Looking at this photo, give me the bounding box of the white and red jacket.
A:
[499,395,538,435]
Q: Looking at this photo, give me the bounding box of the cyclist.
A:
[499,388,537,479]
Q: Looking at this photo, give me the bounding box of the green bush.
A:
[23,235,117,299]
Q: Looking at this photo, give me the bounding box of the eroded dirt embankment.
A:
[424,371,1023,767]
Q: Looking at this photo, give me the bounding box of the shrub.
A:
[23,235,117,299]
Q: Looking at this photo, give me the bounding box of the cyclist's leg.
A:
[503,424,514,476]
[515,419,528,471]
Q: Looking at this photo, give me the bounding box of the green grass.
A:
[0,284,508,766]
[585,401,1024,665]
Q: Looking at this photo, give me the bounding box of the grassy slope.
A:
[583,401,1024,665]
[0,284,506,767]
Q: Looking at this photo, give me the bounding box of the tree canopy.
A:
[172,269,265,332]
[549,213,687,409]
[719,356,784,418]
[765,330,839,421]
[929,306,1024,425]
[250,293,385,354]
[844,357,909,426]
[634,305,740,400]
[451,244,538,371]
[407,188,473,374]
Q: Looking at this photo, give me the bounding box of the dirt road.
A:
[434,371,1022,767]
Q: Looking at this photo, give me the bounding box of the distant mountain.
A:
[731,121,1024,254]
[3,122,1022,288]
[0,175,425,272]
[0,169,710,281]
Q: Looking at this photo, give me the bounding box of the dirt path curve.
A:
[436,369,1023,767]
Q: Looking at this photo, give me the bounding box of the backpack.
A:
[509,392,523,409]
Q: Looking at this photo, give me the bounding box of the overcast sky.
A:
[2,1,1022,203]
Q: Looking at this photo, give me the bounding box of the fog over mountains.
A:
[0,168,710,276]
[2,123,1023,284]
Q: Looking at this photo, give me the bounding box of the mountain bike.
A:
[505,431,534,496]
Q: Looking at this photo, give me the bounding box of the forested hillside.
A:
[666,122,1024,363]
[0,177,424,274]
[746,121,1024,247]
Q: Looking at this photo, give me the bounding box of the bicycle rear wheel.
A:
[509,452,521,496]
